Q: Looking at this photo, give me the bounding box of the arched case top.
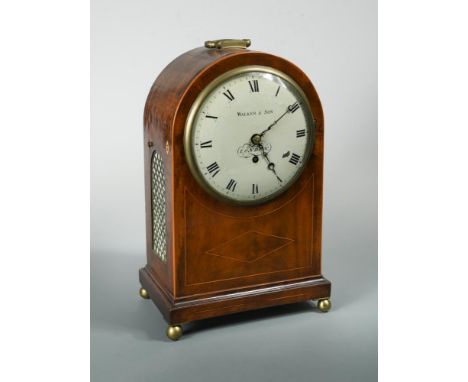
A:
[144,47,324,216]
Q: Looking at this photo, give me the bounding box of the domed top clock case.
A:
[139,39,331,340]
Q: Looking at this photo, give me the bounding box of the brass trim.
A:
[317,297,331,312]
[184,65,316,206]
[205,39,251,49]
[166,325,183,341]
[139,287,150,299]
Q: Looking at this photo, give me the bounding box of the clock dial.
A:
[185,66,315,204]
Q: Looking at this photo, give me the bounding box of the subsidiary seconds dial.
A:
[184,66,315,205]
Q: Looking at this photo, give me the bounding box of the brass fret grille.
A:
[151,151,167,262]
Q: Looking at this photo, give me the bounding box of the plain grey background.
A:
[91,0,377,381]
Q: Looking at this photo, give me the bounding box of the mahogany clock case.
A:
[139,46,331,325]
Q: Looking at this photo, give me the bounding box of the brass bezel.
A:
[184,65,315,206]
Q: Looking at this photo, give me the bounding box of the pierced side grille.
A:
[151,151,167,262]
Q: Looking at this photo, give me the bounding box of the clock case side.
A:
[140,48,245,323]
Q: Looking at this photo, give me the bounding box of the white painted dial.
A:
[185,67,315,204]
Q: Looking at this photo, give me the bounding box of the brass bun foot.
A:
[166,325,183,341]
[139,287,150,299]
[317,298,331,312]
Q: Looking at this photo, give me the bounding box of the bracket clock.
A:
[139,39,332,340]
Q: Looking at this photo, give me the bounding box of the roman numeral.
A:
[252,184,259,194]
[248,80,259,92]
[223,89,235,101]
[296,129,306,138]
[200,140,212,148]
[206,115,218,119]
[289,153,301,165]
[206,162,220,177]
[226,179,237,192]
[275,86,280,97]
[288,102,300,113]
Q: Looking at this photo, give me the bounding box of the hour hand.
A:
[259,144,282,183]
[267,162,282,183]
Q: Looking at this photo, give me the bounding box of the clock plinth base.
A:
[139,267,331,327]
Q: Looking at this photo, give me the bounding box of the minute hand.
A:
[259,102,300,137]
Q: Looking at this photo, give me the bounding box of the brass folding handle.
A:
[204,39,251,49]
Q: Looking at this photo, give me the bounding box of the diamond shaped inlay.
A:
[206,231,294,263]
